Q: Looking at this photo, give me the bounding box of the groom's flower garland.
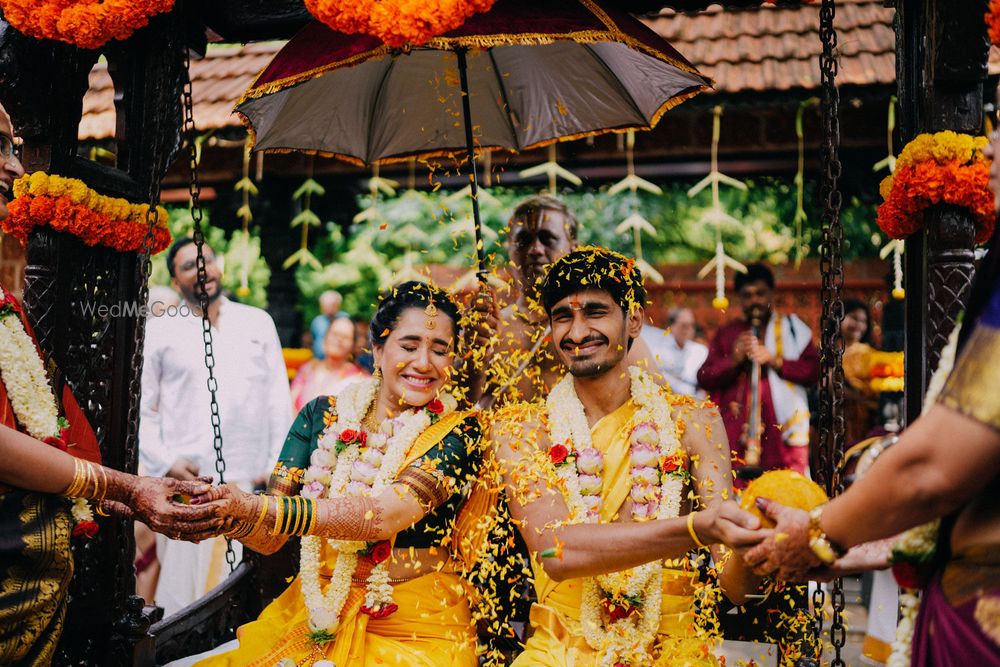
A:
[0,292,96,536]
[298,377,454,641]
[545,367,686,667]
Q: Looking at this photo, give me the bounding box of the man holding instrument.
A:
[697,263,820,477]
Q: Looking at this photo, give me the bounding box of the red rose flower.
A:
[426,399,444,415]
[339,428,360,444]
[43,436,68,451]
[891,561,923,589]
[361,602,399,619]
[358,430,368,446]
[661,458,679,474]
[548,444,569,466]
[368,540,392,564]
[72,520,99,539]
[601,597,638,622]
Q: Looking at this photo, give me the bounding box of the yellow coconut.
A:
[739,470,828,528]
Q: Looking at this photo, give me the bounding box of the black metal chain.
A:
[182,50,236,572]
[818,0,847,663]
[119,95,164,617]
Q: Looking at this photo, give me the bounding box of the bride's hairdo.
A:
[368,281,461,347]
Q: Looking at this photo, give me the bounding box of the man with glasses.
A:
[698,263,820,477]
[139,236,292,616]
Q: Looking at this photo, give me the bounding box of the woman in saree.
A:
[740,98,1000,665]
[191,281,492,667]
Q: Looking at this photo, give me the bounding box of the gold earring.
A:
[373,366,382,381]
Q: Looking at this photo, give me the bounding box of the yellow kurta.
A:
[512,400,718,667]
[197,411,483,667]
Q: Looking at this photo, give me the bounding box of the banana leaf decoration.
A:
[284,160,325,270]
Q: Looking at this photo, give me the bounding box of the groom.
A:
[492,247,763,666]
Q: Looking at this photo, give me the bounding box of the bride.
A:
[190,281,493,667]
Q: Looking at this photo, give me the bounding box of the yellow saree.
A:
[198,410,487,667]
[512,400,718,667]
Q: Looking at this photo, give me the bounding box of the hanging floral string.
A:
[304,0,496,48]
[232,137,259,297]
[353,164,398,226]
[876,131,994,245]
[284,157,325,270]
[792,98,818,267]
[3,172,171,254]
[871,96,905,299]
[519,145,582,194]
[0,0,174,50]
[611,130,664,283]
[689,106,747,309]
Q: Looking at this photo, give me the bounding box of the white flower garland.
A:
[0,305,93,526]
[545,367,684,667]
[299,378,457,638]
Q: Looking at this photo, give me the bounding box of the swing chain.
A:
[183,49,236,572]
[120,64,164,619]
[818,0,847,663]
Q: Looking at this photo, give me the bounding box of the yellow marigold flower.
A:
[12,174,30,198]
[739,470,828,528]
[28,171,50,195]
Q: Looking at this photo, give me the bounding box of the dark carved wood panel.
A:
[925,205,977,374]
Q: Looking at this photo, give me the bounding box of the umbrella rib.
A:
[366,56,398,165]
[579,42,647,127]
[487,49,521,152]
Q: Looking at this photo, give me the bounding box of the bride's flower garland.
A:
[545,367,686,667]
[298,377,455,641]
[0,292,95,535]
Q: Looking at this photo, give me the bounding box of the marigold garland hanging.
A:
[876,131,994,245]
[0,0,175,50]
[303,0,496,48]
[987,0,1000,46]
[3,172,171,254]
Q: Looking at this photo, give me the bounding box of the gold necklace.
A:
[361,404,380,433]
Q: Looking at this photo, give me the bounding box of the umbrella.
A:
[236,0,711,278]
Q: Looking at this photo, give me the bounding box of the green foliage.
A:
[152,206,272,309]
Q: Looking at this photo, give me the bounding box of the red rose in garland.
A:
[367,540,392,564]
[548,444,570,466]
[426,399,444,415]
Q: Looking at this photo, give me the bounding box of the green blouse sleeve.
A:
[267,396,332,496]
[395,414,483,511]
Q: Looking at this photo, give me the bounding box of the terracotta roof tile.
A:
[644,0,895,93]
[80,2,898,138]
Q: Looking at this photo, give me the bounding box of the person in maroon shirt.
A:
[697,263,821,476]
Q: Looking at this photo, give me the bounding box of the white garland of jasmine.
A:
[299,377,455,636]
[0,309,93,525]
[546,367,684,667]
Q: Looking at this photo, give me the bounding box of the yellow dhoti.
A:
[513,400,718,667]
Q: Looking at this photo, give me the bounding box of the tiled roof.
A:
[80,43,280,140]
[81,2,898,139]
[645,0,896,93]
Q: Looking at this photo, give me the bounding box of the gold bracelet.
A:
[687,511,708,549]
[94,465,109,514]
[271,494,285,536]
[251,495,270,535]
[62,458,87,497]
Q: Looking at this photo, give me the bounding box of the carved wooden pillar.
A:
[1,10,186,665]
[895,0,989,420]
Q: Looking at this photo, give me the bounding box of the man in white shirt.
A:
[642,307,708,398]
[139,237,292,617]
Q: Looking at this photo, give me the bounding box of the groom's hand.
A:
[695,500,768,549]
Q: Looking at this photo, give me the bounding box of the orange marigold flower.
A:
[877,132,994,244]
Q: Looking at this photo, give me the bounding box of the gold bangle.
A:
[271,495,285,536]
[687,511,708,549]
[94,465,109,514]
[251,495,270,534]
[62,458,86,497]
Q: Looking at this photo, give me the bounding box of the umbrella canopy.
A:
[236,0,711,165]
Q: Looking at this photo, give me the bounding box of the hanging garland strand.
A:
[285,157,325,270]
[793,98,819,267]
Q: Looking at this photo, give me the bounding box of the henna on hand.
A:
[311,496,384,541]
[128,476,225,538]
